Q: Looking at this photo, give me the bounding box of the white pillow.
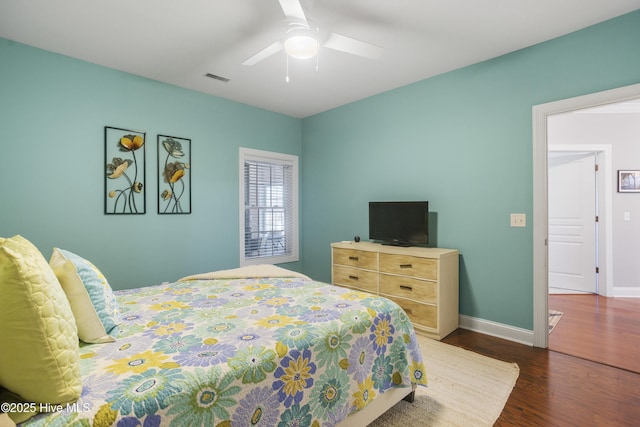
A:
[50,248,120,343]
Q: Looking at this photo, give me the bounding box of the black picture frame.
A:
[618,170,640,193]
[104,126,146,214]
[158,134,191,214]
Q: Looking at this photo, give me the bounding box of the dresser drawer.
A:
[386,296,437,329]
[333,248,378,270]
[333,265,378,293]
[380,274,436,304]
[379,253,437,280]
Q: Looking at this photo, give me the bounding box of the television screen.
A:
[369,201,428,246]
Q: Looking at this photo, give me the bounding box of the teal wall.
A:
[301,10,640,330]
[1,11,639,331]
[0,38,302,289]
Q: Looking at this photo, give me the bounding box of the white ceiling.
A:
[1,0,639,118]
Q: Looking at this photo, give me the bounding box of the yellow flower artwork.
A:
[158,135,191,214]
[104,126,146,214]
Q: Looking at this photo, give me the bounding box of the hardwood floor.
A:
[548,294,640,373]
[443,328,640,426]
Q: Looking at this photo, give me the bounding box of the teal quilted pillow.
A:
[50,248,120,342]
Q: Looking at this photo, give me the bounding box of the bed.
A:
[0,237,427,427]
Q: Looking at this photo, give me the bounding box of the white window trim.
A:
[239,147,299,266]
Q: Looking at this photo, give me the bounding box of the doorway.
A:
[532,83,640,348]
[548,147,608,296]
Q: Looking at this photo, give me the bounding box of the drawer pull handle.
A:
[348,275,359,281]
[399,285,413,291]
[399,264,413,269]
[349,256,359,261]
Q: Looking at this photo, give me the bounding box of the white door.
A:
[548,151,597,294]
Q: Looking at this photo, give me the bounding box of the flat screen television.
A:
[369,201,428,246]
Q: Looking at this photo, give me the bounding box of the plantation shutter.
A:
[243,158,293,259]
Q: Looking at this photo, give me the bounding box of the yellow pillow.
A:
[50,248,118,344]
[0,235,81,406]
[0,412,16,427]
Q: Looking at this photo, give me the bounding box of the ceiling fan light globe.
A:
[284,35,318,59]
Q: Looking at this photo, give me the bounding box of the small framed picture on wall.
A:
[618,170,640,193]
[157,134,191,214]
[104,126,146,214]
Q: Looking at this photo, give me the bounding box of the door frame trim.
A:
[532,83,640,348]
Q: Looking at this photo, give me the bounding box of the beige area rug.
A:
[369,334,519,427]
[548,310,564,334]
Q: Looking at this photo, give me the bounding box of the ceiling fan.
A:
[242,0,383,68]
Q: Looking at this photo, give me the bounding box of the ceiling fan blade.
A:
[242,41,283,66]
[324,33,383,60]
[278,0,308,24]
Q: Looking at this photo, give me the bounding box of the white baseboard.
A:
[612,287,640,297]
[458,315,534,347]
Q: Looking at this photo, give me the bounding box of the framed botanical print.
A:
[158,135,191,214]
[104,126,146,214]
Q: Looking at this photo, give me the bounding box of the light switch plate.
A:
[510,213,526,227]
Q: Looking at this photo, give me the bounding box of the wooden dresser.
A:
[331,241,459,340]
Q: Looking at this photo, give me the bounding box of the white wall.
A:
[548,110,640,289]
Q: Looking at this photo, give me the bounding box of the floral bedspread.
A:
[22,276,427,427]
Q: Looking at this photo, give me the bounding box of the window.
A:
[239,148,299,266]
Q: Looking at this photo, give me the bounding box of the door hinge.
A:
[596,267,600,274]
[595,164,599,172]
[595,216,599,222]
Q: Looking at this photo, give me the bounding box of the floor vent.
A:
[204,73,230,83]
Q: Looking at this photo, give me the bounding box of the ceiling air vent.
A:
[204,73,230,83]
